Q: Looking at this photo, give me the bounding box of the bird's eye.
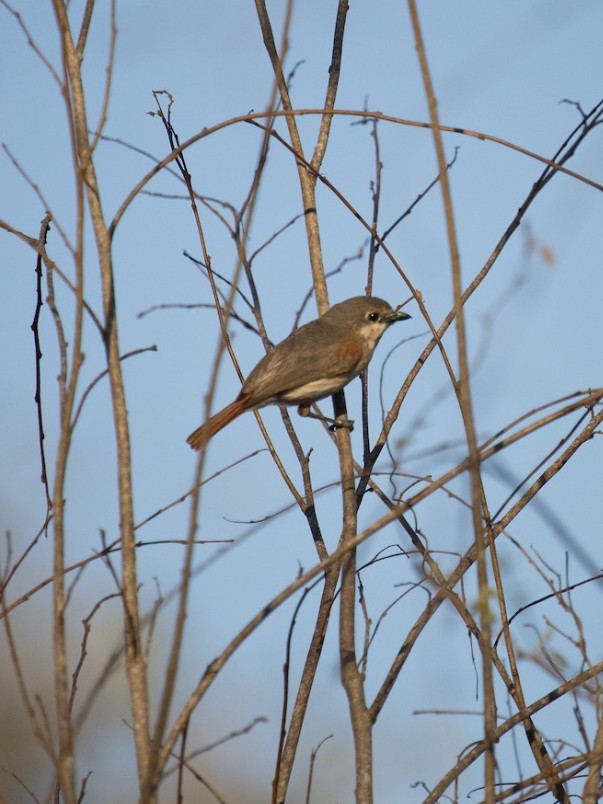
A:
[367,311,380,322]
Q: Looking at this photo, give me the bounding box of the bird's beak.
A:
[389,308,411,323]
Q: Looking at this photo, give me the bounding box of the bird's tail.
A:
[186,397,248,450]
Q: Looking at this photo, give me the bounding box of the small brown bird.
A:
[187,295,410,450]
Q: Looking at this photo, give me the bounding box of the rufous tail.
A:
[186,397,248,450]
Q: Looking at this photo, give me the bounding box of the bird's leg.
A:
[328,415,355,433]
[297,404,354,432]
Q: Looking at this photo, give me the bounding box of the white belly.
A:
[279,376,347,403]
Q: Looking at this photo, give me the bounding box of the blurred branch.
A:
[407,5,496,797]
[273,574,337,802]
[0,0,61,84]
[425,660,603,803]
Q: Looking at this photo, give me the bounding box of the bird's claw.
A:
[329,416,354,433]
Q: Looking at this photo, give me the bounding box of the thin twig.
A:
[31,214,53,511]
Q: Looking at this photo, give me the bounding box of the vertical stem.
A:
[406,1,496,799]
[49,10,87,801]
[253,3,369,798]
[583,718,603,804]
[338,433,372,803]
[51,1,152,797]
[254,0,348,314]
[273,569,338,804]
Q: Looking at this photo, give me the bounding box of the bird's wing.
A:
[243,318,364,403]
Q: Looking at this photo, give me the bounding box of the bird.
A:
[186,295,410,450]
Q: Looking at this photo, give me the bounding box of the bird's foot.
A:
[329,415,354,432]
[297,405,354,432]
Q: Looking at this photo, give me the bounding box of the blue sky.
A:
[1,2,603,801]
